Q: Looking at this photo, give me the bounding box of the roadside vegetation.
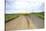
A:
[31,12,44,20]
[5,14,29,23]
[5,14,20,23]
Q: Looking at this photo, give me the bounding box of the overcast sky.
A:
[6,0,44,14]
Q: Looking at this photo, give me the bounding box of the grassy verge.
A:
[5,14,20,23]
[31,12,44,20]
[5,14,30,23]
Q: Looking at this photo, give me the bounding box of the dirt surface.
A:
[6,15,44,31]
[30,15,44,29]
[6,15,35,31]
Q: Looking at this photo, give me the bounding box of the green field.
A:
[5,14,20,23]
[31,12,44,20]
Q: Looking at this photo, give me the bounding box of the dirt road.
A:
[29,15,44,29]
[6,15,35,31]
[6,15,44,31]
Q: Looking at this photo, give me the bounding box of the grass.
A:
[31,12,44,20]
[5,14,31,22]
[5,14,20,23]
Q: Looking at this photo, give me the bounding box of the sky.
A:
[6,0,44,14]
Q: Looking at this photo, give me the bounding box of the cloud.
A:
[6,0,44,13]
